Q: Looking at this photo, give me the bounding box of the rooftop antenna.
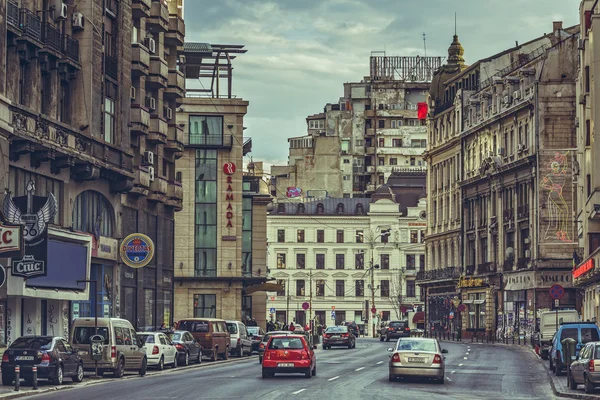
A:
[423,32,427,57]
[454,12,457,35]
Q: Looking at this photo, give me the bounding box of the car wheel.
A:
[262,369,272,379]
[585,375,596,394]
[114,358,125,378]
[304,368,312,378]
[172,354,178,368]
[157,356,165,371]
[389,374,395,382]
[72,363,84,382]
[555,360,562,376]
[2,375,12,386]
[259,356,262,364]
[386,336,390,342]
[312,365,316,376]
[184,352,190,366]
[437,377,445,384]
[196,350,202,364]
[348,343,352,349]
[211,347,217,362]
[380,336,384,342]
[223,347,229,360]
[549,358,555,372]
[569,372,577,390]
[139,357,147,377]
[52,364,64,385]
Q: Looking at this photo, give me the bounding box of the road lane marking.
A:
[459,363,463,366]
[328,376,340,382]
[464,357,468,360]
[355,367,365,371]
[292,389,306,394]
[376,361,384,365]
[451,370,455,374]
[446,377,452,381]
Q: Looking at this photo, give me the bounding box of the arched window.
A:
[297,203,305,214]
[355,203,364,215]
[72,190,114,237]
[316,203,324,215]
[336,203,344,214]
[277,203,285,214]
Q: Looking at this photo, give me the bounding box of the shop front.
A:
[458,276,493,339]
[574,254,599,322]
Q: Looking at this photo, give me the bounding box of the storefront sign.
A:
[0,221,23,257]
[504,271,536,291]
[408,222,427,227]
[574,258,594,279]
[0,265,6,288]
[4,181,56,278]
[120,233,154,268]
[457,276,486,288]
[223,162,236,229]
[92,236,118,261]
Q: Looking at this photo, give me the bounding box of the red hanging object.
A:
[417,102,428,120]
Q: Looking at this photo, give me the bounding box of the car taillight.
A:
[41,353,51,363]
[1,353,8,363]
[237,338,240,345]
[392,353,400,362]
[152,346,159,355]
[590,360,596,372]
[405,328,410,331]
[324,334,330,338]
[265,351,272,360]
[433,354,442,364]
[175,344,183,351]
[301,350,309,360]
[387,328,393,331]
[111,345,116,359]
[341,334,349,338]
[259,343,265,349]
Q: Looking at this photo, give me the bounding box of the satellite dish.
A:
[505,247,515,260]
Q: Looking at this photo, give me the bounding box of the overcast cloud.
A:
[184,0,580,171]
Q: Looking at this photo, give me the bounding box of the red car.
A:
[261,334,316,378]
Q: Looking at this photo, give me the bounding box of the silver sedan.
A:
[387,337,447,383]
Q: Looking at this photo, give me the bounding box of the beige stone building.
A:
[173,44,272,327]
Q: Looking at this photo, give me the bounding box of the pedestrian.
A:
[159,322,166,330]
[289,321,295,332]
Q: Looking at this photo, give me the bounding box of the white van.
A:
[225,321,252,357]
[538,310,579,359]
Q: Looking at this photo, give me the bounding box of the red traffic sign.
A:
[371,307,377,314]
[457,304,467,312]
[302,302,310,310]
[549,284,565,299]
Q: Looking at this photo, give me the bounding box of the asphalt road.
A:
[28,338,556,400]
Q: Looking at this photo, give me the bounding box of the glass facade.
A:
[195,150,218,277]
[194,294,216,318]
[189,116,224,145]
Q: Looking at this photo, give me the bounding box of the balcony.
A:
[41,23,61,54]
[104,54,118,80]
[465,265,475,276]
[147,0,169,31]
[352,166,365,174]
[165,124,184,153]
[132,0,151,19]
[365,128,375,136]
[366,146,375,155]
[131,43,150,76]
[148,115,168,144]
[366,184,375,192]
[7,1,20,34]
[18,9,42,46]
[517,258,529,269]
[61,34,80,66]
[503,208,514,222]
[366,165,376,173]
[167,181,184,201]
[131,104,150,136]
[187,133,233,149]
[131,167,151,196]
[165,69,185,98]
[416,266,463,283]
[148,177,168,202]
[365,109,376,117]
[503,260,514,272]
[165,15,185,46]
[148,56,169,88]
[478,262,495,274]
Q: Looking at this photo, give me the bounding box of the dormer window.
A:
[277,204,285,214]
[356,203,364,215]
[316,203,324,215]
[336,203,345,214]
[297,203,305,214]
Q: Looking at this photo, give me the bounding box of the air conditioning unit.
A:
[146,37,156,54]
[52,1,68,20]
[147,97,156,111]
[142,151,154,166]
[148,166,155,182]
[524,249,531,258]
[130,86,136,100]
[164,107,173,120]
[524,237,531,244]
[503,95,510,104]
[498,147,506,156]
[72,12,85,30]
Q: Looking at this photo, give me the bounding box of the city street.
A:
[26,338,555,400]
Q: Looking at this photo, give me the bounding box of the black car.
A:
[343,321,360,338]
[246,326,265,353]
[383,320,411,341]
[168,330,202,366]
[323,326,356,349]
[1,336,84,386]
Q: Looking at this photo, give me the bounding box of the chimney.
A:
[553,21,563,32]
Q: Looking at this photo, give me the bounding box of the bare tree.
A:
[387,271,403,320]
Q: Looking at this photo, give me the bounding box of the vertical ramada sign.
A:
[223,162,236,228]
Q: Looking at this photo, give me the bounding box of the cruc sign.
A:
[223,162,236,229]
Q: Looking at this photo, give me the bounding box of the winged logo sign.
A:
[3,181,57,279]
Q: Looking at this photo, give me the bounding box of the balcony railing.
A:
[20,9,42,42]
[7,1,20,29]
[503,260,514,272]
[503,208,514,222]
[478,262,495,274]
[105,54,118,79]
[62,34,79,62]
[465,265,475,276]
[43,23,61,52]
[188,133,233,148]
[416,266,463,282]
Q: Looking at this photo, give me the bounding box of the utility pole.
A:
[286,277,290,325]
[309,269,313,342]
[371,243,376,337]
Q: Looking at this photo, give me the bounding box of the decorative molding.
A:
[54,129,67,146]
[12,113,27,135]
[35,117,49,139]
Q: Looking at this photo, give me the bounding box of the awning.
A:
[244,281,284,295]
[413,312,425,324]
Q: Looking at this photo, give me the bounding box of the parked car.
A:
[246,326,265,353]
[258,331,292,363]
[383,320,411,342]
[167,330,202,366]
[569,340,600,393]
[550,322,600,376]
[323,326,356,349]
[539,310,579,360]
[261,334,316,378]
[177,318,230,361]
[226,321,253,357]
[138,331,178,370]
[388,337,447,383]
[70,317,147,378]
[1,336,84,386]
[343,321,360,338]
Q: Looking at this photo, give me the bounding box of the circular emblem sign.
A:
[302,302,309,310]
[120,233,155,268]
[223,162,236,175]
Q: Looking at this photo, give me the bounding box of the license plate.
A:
[15,356,34,361]
[331,335,339,339]
[408,357,425,363]
[79,350,89,355]
[278,363,294,368]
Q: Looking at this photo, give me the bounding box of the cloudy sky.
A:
[184,0,580,171]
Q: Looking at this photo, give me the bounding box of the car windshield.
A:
[171,333,182,341]
[226,323,238,334]
[396,340,437,352]
[247,327,260,336]
[268,337,304,350]
[325,326,347,333]
[138,334,155,344]
[178,321,209,333]
[10,337,53,350]
[73,327,110,345]
[560,328,578,341]
[389,321,407,328]
[582,328,600,344]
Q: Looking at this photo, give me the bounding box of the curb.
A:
[0,385,73,400]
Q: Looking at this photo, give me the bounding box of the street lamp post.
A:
[358,229,388,338]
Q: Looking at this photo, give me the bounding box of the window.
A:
[297,204,305,214]
[308,120,325,130]
[466,292,485,330]
[410,230,419,243]
[274,253,286,269]
[277,229,285,243]
[276,280,286,296]
[381,229,390,244]
[296,254,305,269]
[381,280,390,297]
[336,254,345,269]
[336,230,344,243]
[356,230,364,243]
[336,280,345,297]
[378,157,385,166]
[104,97,115,143]
[316,254,325,269]
[193,294,216,318]
[419,254,425,271]
[316,203,324,215]
[382,311,390,321]
[59,81,72,124]
[355,204,364,215]
[336,203,345,214]
[381,254,390,269]
[195,150,218,277]
[410,157,416,166]
[378,138,385,147]
[296,280,305,296]
[355,252,364,269]
[391,120,396,128]
[378,120,385,128]
[297,230,305,243]
[355,280,364,296]
[586,119,591,147]
[390,158,398,165]
[114,327,124,345]
[406,254,416,270]
[406,280,416,298]
[316,280,325,297]
[420,230,426,243]
[343,159,350,164]
[72,191,114,237]
[317,230,324,243]
[189,116,224,145]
